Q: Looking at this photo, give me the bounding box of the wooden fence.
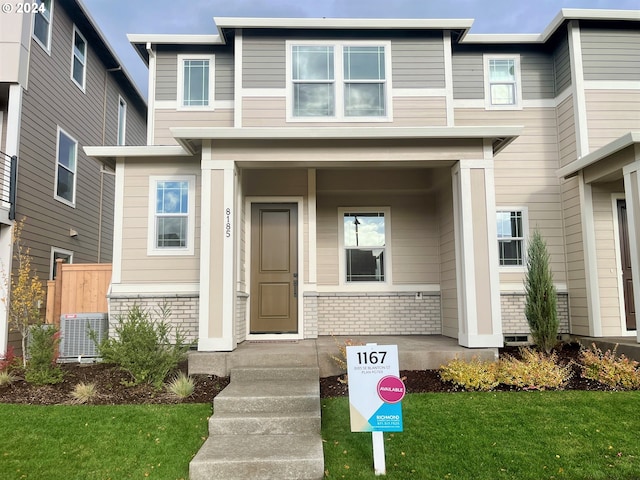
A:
[46,261,111,326]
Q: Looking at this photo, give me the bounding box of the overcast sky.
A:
[81,0,638,99]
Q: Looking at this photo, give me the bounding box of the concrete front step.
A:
[231,366,319,382]
[190,434,324,480]
[210,410,321,435]
[214,380,320,414]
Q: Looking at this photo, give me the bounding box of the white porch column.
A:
[623,158,640,344]
[198,141,237,351]
[452,159,503,348]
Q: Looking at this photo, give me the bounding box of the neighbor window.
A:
[55,127,77,206]
[71,26,87,91]
[484,55,521,109]
[33,0,52,51]
[117,96,127,145]
[342,211,387,282]
[148,176,195,255]
[178,55,214,109]
[497,209,528,266]
[50,247,73,280]
[289,42,389,120]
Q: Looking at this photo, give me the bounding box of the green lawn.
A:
[322,391,640,480]
[0,404,210,480]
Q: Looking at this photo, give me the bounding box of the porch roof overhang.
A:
[169,126,522,156]
[557,132,640,181]
[83,145,194,162]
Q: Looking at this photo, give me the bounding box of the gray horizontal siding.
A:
[156,49,235,101]
[243,36,286,89]
[452,53,484,99]
[521,52,554,100]
[581,28,640,81]
[553,32,572,95]
[391,35,445,89]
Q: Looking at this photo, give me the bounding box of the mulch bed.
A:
[0,342,619,405]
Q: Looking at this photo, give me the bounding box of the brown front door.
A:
[250,203,298,333]
[617,199,636,330]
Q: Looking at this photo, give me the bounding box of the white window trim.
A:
[177,54,215,111]
[285,40,393,123]
[337,207,392,287]
[70,25,87,92]
[497,206,529,272]
[147,175,196,256]
[483,54,522,110]
[117,95,127,146]
[32,0,53,54]
[49,247,73,280]
[54,126,77,208]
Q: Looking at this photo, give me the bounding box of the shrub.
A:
[524,229,559,354]
[579,343,640,390]
[96,303,192,389]
[329,336,364,384]
[70,382,99,404]
[439,357,500,391]
[0,345,19,373]
[25,324,63,385]
[166,372,195,400]
[498,347,572,390]
[0,370,18,386]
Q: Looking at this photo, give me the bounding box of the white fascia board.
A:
[213,16,474,31]
[127,34,224,45]
[557,132,640,179]
[170,126,522,141]
[84,145,193,159]
[462,34,542,44]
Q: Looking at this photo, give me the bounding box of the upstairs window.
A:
[33,0,53,52]
[55,127,77,206]
[178,55,214,110]
[117,96,127,145]
[341,210,389,283]
[148,176,195,255]
[497,209,528,267]
[71,26,87,91]
[484,55,522,109]
[289,42,390,121]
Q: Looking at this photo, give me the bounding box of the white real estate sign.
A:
[346,344,404,432]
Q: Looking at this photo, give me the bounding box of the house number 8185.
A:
[225,208,231,237]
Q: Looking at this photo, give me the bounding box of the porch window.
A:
[497,209,527,266]
[484,54,522,109]
[343,211,386,282]
[289,42,390,121]
[148,176,195,256]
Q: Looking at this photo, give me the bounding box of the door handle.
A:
[293,273,298,298]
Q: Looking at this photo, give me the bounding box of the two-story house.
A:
[0,0,147,354]
[86,9,640,352]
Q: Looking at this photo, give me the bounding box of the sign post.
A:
[346,344,405,476]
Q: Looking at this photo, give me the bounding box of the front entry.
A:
[250,203,298,333]
[617,199,636,331]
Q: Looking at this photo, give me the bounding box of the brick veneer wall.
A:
[315,292,441,336]
[501,293,570,334]
[109,295,199,342]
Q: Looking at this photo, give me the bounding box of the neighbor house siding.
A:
[581,27,640,81]
[391,34,445,89]
[585,90,640,152]
[119,158,201,284]
[17,4,144,277]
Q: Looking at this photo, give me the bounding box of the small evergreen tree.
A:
[524,229,559,354]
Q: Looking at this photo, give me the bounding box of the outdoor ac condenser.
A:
[59,313,109,359]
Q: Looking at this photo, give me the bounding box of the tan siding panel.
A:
[585,90,640,151]
[154,109,233,145]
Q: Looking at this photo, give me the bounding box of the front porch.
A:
[188,335,499,377]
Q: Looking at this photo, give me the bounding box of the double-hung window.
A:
[496,209,528,267]
[55,127,77,206]
[289,42,390,121]
[71,26,87,91]
[484,54,522,109]
[33,0,52,52]
[148,176,195,255]
[117,96,127,145]
[340,209,389,283]
[178,54,214,110]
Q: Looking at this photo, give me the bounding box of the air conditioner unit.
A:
[59,313,109,359]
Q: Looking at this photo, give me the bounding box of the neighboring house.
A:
[0,0,147,353]
[86,9,640,352]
